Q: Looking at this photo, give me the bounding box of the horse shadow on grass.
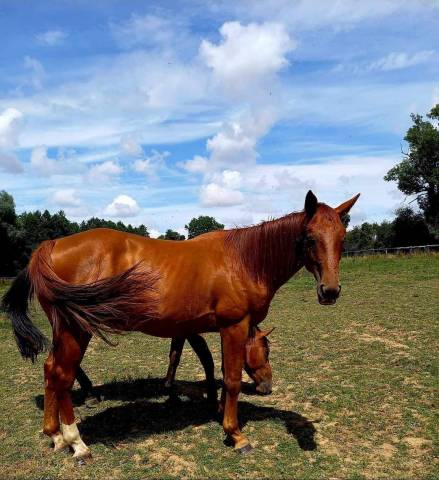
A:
[35,377,317,451]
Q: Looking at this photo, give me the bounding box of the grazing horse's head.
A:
[244,327,274,395]
[303,190,360,305]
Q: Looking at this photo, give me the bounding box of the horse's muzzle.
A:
[255,381,272,395]
[317,284,341,305]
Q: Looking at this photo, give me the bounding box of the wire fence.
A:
[343,244,439,257]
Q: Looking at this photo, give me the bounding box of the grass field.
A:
[0,254,438,479]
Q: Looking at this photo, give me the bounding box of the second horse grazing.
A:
[76,327,274,405]
[2,190,359,460]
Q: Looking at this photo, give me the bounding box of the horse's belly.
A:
[135,311,218,338]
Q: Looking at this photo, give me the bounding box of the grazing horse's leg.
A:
[187,334,217,405]
[44,328,91,461]
[220,316,252,453]
[75,365,101,407]
[164,337,186,388]
[76,366,93,396]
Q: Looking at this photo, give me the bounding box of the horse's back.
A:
[49,227,226,285]
[50,228,153,283]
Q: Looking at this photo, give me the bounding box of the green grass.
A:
[0,254,438,479]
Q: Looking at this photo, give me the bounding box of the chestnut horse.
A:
[2,190,359,459]
[76,327,274,405]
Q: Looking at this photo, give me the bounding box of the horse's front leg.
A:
[220,316,252,454]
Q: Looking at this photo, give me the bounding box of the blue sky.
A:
[1,0,438,236]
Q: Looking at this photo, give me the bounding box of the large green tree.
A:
[158,229,185,240]
[185,215,224,239]
[385,105,439,233]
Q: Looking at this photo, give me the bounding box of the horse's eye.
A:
[306,237,316,248]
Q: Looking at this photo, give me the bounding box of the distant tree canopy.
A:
[158,229,185,240]
[185,215,224,239]
[385,104,439,234]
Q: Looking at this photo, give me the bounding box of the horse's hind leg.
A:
[45,328,91,461]
[164,337,185,388]
[43,351,66,451]
[187,334,217,405]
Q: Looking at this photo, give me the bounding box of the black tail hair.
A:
[1,269,49,362]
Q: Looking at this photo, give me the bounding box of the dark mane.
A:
[225,211,307,291]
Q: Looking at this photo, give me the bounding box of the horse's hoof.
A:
[236,443,253,455]
[75,451,92,466]
[53,442,69,453]
[84,396,100,409]
[164,380,172,389]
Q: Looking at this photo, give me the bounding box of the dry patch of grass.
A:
[0,253,438,479]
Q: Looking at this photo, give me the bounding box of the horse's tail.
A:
[1,268,49,362]
[4,240,159,356]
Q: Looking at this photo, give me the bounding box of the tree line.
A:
[0,191,229,275]
[1,104,437,275]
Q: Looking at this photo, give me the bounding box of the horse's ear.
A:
[335,193,360,217]
[304,190,318,219]
[257,327,275,338]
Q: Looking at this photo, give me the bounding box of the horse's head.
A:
[244,327,274,395]
[303,190,360,305]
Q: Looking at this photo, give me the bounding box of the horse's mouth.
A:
[318,294,337,306]
[255,381,272,395]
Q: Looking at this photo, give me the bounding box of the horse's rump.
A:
[29,240,159,344]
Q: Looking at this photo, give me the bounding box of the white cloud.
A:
[132,150,169,176]
[148,228,162,239]
[24,56,45,90]
[200,21,294,95]
[273,169,313,192]
[206,109,276,168]
[52,189,81,207]
[0,108,23,148]
[368,50,435,72]
[35,29,68,46]
[179,155,209,174]
[221,170,242,189]
[87,160,122,182]
[29,146,83,177]
[120,135,143,157]
[104,194,140,217]
[0,152,22,174]
[200,182,244,207]
[30,146,59,176]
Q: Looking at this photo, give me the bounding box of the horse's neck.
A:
[225,212,307,292]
